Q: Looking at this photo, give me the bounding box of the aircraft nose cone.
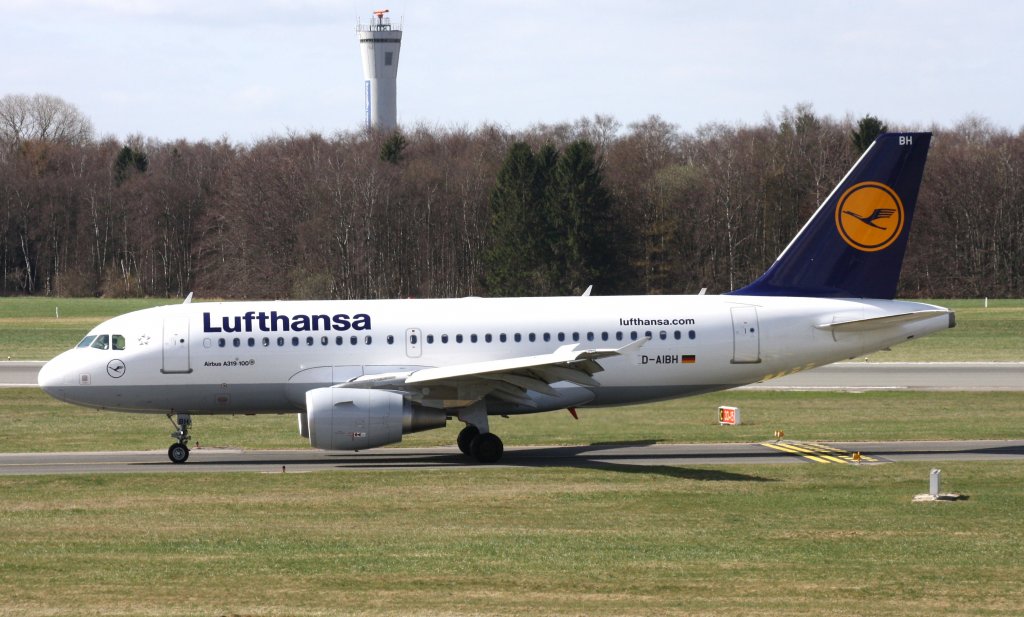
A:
[37,356,68,399]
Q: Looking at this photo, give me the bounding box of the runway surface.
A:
[2,440,1022,475]
[741,362,1024,391]
[4,361,1023,390]
[0,361,45,387]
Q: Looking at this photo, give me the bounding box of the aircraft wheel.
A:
[457,425,480,455]
[470,433,503,464]
[168,443,190,464]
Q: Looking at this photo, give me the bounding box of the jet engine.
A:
[305,387,446,450]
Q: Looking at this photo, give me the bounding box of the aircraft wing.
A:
[341,338,648,408]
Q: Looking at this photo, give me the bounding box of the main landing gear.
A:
[457,425,504,464]
[166,413,192,464]
[456,403,503,464]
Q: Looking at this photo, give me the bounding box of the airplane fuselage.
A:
[38,294,953,416]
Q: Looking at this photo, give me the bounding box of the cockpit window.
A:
[112,335,126,351]
[77,335,98,349]
[90,335,110,350]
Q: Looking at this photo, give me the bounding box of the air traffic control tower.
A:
[357,9,402,130]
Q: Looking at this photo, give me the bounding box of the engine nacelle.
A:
[305,387,446,451]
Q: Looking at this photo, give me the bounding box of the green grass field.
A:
[1,463,1022,616]
[1,297,1022,361]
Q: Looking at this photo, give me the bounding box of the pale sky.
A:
[3,0,1022,142]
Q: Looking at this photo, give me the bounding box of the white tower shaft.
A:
[358,11,402,130]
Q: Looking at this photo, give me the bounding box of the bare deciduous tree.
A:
[0,94,94,146]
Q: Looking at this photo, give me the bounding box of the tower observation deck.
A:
[357,9,402,130]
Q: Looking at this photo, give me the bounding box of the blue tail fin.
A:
[729,132,931,299]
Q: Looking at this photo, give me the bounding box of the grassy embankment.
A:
[1,462,1022,616]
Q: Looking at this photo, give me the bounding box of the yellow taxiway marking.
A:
[761,441,880,464]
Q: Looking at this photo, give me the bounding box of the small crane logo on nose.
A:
[107,360,126,379]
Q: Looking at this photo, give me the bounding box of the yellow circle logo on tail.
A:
[835,181,905,252]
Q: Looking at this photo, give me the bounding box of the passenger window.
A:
[528,333,536,342]
[471,334,478,343]
[543,333,550,342]
[558,333,565,342]
[112,335,126,351]
[409,334,417,345]
[292,337,299,346]
[572,333,580,342]
[630,332,638,341]
[441,334,449,344]
[321,336,328,346]
[659,331,667,340]
[586,332,594,342]
[485,334,492,343]
[278,337,285,346]
[218,338,226,348]
[90,335,110,350]
[514,333,521,343]
[601,332,608,341]
[262,337,270,347]
[674,331,681,340]
[689,330,696,340]
[350,336,358,345]
[645,331,653,340]
[364,336,372,345]
[336,336,344,345]
[248,337,255,347]
[233,338,240,347]
[616,332,623,341]
[77,335,98,348]
[500,334,507,343]
[387,335,395,344]
[456,334,464,343]
[427,334,434,344]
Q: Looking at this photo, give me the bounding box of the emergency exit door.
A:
[162,317,192,374]
[405,328,422,358]
[730,306,761,364]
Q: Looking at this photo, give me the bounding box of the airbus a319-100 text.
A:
[39,133,954,464]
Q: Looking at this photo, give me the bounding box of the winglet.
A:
[729,133,931,299]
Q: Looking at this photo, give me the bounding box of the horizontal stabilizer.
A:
[814,309,952,333]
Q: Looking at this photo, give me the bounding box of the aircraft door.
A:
[405,328,422,358]
[162,317,192,374]
[730,306,761,364]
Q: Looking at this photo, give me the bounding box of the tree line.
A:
[1,95,1022,299]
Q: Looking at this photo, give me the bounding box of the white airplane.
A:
[38,132,954,464]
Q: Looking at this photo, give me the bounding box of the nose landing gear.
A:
[166,413,192,463]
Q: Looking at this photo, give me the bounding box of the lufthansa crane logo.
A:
[835,181,905,252]
[106,359,126,379]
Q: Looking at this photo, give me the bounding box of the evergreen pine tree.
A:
[851,115,888,154]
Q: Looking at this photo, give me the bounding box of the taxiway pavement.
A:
[2,440,1021,475]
